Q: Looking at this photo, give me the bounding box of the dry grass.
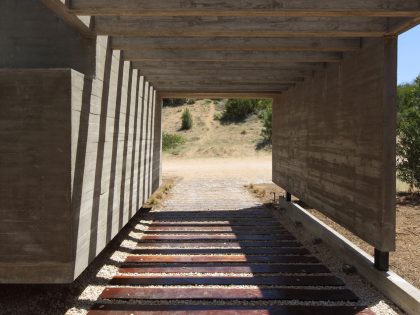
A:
[247,183,420,289]
[144,177,177,208]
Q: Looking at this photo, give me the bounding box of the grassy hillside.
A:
[162,99,271,158]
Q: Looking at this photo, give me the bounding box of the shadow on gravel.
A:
[0,210,146,315]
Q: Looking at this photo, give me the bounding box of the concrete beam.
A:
[123,51,342,63]
[70,0,420,17]
[112,37,361,52]
[156,85,289,92]
[131,61,324,72]
[94,16,387,37]
[159,91,280,99]
[144,76,304,85]
[152,82,293,90]
[136,69,311,80]
[40,0,95,37]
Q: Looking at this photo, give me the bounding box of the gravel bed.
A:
[271,208,404,315]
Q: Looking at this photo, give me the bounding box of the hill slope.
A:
[162,99,271,158]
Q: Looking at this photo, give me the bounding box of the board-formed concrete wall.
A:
[0,66,161,283]
[0,0,94,75]
[0,3,162,283]
[272,37,396,252]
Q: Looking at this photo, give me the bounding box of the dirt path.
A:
[163,156,272,183]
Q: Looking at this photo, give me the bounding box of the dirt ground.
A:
[246,181,420,289]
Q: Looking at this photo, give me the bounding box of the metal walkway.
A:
[88,202,374,314]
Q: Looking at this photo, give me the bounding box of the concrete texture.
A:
[0,36,161,283]
[0,0,95,75]
[272,37,397,252]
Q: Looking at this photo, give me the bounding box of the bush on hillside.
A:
[181,108,193,130]
[163,98,187,107]
[260,105,272,143]
[162,133,186,151]
[221,99,258,121]
[221,99,272,122]
[397,75,420,191]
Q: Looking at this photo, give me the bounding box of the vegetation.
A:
[163,98,187,107]
[181,108,193,130]
[397,75,420,191]
[221,99,260,121]
[162,133,186,151]
[260,105,272,143]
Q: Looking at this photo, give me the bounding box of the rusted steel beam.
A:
[139,234,295,241]
[88,304,374,315]
[132,247,307,255]
[109,275,344,286]
[118,263,330,274]
[125,254,317,263]
[99,287,359,301]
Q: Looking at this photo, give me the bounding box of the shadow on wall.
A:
[71,37,160,278]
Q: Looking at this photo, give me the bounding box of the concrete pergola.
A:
[0,0,419,301]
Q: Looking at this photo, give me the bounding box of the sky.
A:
[398,25,420,84]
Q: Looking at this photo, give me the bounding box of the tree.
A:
[397,75,420,191]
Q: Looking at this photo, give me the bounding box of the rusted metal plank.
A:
[142,230,291,235]
[139,234,295,241]
[99,287,359,301]
[149,212,273,218]
[89,304,374,315]
[132,247,308,255]
[147,226,288,232]
[125,254,318,264]
[148,222,282,227]
[119,263,330,274]
[149,220,281,226]
[109,275,345,286]
[136,241,302,248]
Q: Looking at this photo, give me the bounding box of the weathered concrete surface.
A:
[0,39,161,282]
[0,0,95,75]
[272,37,397,252]
[0,70,73,283]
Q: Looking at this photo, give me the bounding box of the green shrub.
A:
[181,108,193,130]
[260,105,272,143]
[163,98,187,107]
[221,99,258,121]
[221,99,272,122]
[397,76,420,191]
[162,133,186,151]
[187,98,196,105]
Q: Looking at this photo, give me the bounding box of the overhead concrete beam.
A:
[123,51,342,63]
[94,16,388,37]
[112,37,361,52]
[40,0,95,37]
[131,61,324,72]
[143,75,304,84]
[70,0,420,17]
[159,91,280,99]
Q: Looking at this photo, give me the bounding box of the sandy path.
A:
[163,156,272,183]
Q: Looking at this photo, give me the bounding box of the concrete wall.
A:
[0,3,162,283]
[272,37,397,252]
[0,0,94,75]
[0,70,73,282]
